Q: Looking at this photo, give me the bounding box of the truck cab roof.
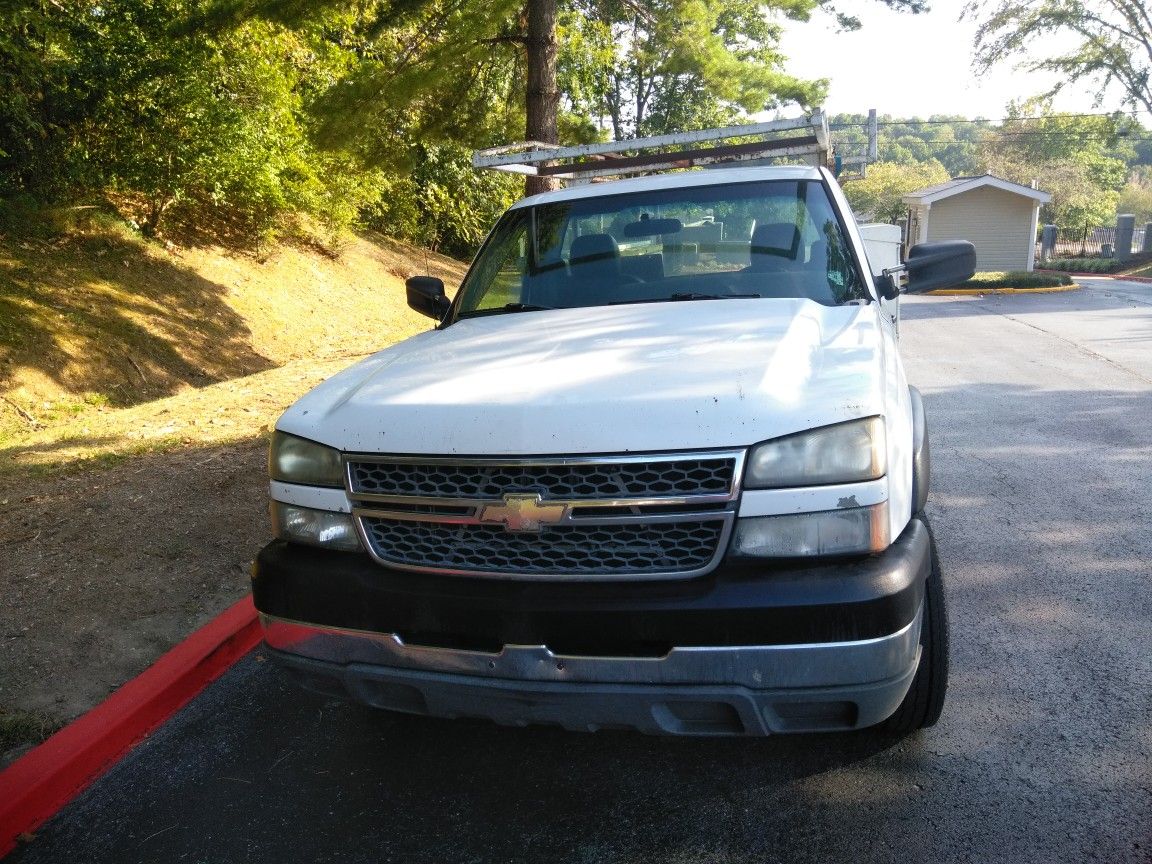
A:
[513,165,826,209]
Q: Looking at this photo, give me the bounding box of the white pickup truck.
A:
[253,164,974,736]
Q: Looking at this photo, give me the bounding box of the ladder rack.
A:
[473,111,830,184]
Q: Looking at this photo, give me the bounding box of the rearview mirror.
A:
[622,217,682,238]
[406,276,451,320]
[904,241,976,294]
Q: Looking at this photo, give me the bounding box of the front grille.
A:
[348,457,736,500]
[346,451,744,580]
[360,517,726,576]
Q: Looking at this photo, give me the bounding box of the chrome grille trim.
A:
[346,452,743,502]
[344,450,744,581]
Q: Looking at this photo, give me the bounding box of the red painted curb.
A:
[0,594,260,856]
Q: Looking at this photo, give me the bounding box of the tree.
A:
[558,0,829,140]
[828,114,989,176]
[524,0,560,195]
[0,0,391,238]
[966,0,1152,116]
[978,102,1131,227]
[1117,168,1152,222]
[841,160,950,222]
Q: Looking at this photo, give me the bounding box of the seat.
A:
[748,222,801,270]
[742,223,838,303]
[568,234,638,305]
[571,233,623,275]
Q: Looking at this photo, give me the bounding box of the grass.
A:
[1038,253,1152,276]
[1118,261,1152,278]
[0,707,62,754]
[0,222,467,473]
[960,271,1075,289]
[925,270,1077,295]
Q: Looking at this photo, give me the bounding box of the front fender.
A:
[909,386,930,515]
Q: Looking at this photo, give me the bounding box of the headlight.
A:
[745,417,885,488]
[732,503,888,557]
[272,502,362,552]
[269,431,344,487]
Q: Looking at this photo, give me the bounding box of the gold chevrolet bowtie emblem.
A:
[479,494,568,532]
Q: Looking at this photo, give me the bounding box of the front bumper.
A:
[253,517,931,735]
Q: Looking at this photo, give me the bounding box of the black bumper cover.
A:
[252,516,929,654]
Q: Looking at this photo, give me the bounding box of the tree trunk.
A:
[524,0,560,197]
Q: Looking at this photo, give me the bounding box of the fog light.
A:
[732,503,888,558]
[272,502,362,552]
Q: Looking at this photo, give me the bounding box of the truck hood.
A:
[278,300,886,455]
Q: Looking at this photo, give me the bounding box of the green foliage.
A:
[979,103,1130,228]
[968,0,1152,118]
[0,0,934,253]
[364,143,520,259]
[829,114,989,176]
[561,0,828,139]
[1040,254,1152,273]
[0,0,387,240]
[842,160,950,222]
[959,271,1073,288]
[1117,170,1152,222]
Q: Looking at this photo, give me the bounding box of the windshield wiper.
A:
[609,292,761,306]
[668,292,761,301]
[458,303,555,318]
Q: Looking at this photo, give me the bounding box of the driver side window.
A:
[467,215,530,310]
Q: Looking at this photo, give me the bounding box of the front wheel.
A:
[881,518,949,733]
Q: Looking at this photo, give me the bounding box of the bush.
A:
[1039,254,1152,274]
[957,271,1074,289]
[363,143,520,261]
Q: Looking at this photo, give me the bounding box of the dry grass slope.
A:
[0,228,466,759]
[0,229,466,468]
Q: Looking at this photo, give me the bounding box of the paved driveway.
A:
[8,281,1151,864]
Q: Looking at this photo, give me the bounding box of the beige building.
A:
[902,175,1052,272]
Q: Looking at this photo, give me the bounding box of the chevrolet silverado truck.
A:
[252,163,975,736]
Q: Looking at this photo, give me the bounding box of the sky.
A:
[775,0,1118,121]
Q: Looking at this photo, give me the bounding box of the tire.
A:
[881,518,949,733]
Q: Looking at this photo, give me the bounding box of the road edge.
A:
[0,595,260,857]
[925,284,1080,296]
[1035,270,1152,284]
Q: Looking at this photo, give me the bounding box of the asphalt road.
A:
[8,280,1152,864]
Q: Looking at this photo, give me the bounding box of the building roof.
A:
[902,174,1052,206]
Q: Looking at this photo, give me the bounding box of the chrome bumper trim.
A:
[260,610,921,690]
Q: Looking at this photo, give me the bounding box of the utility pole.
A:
[867,109,878,162]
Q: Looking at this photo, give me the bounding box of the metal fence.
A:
[1036,224,1150,262]
[1044,226,1116,259]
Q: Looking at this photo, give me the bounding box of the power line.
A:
[832,134,1152,144]
[829,110,1152,129]
[832,134,1152,143]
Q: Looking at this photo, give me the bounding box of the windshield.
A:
[454,179,867,318]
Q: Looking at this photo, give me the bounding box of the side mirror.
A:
[406,276,451,320]
[904,241,976,294]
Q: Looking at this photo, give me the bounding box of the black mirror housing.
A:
[874,272,901,301]
[406,276,451,320]
[904,241,977,294]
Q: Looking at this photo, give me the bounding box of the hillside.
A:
[0,229,467,758]
[0,229,467,467]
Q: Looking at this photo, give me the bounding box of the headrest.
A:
[570,233,620,264]
[750,222,800,259]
